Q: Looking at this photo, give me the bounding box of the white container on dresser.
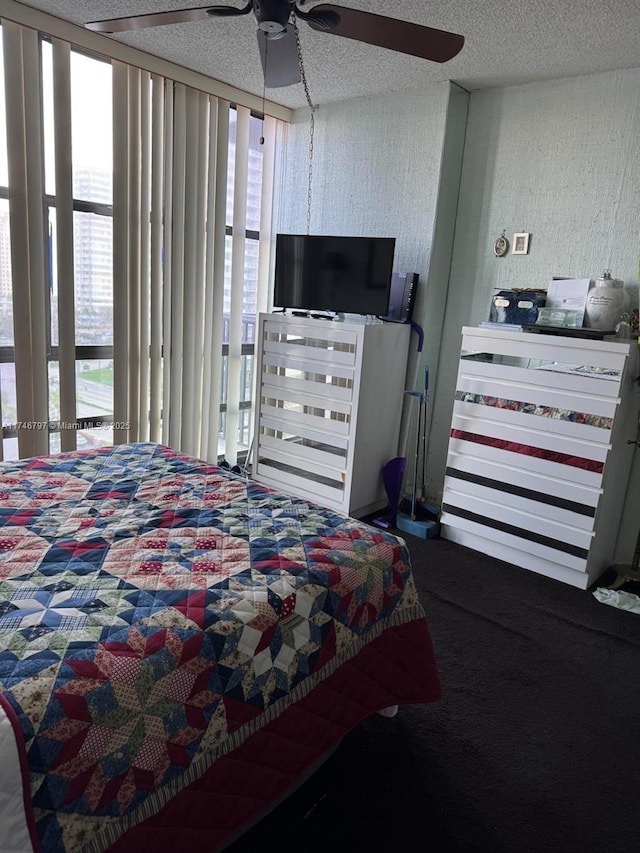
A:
[252,312,410,517]
[440,326,639,589]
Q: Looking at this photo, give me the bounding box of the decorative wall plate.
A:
[493,234,509,257]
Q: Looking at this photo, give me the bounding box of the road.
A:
[0,363,113,423]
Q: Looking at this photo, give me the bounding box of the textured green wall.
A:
[275,67,640,561]
[432,68,640,561]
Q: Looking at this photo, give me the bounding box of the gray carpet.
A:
[230,533,640,853]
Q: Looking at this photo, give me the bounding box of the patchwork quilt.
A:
[0,443,437,852]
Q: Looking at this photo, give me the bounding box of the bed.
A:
[0,442,441,852]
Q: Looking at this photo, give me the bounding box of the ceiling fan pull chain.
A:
[292,14,316,235]
[260,36,267,144]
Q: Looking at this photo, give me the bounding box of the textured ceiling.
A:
[16,0,640,109]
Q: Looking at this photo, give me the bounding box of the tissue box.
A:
[489,290,546,325]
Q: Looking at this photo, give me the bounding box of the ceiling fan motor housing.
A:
[253,0,292,34]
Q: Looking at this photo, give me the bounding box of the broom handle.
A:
[422,367,429,496]
[412,395,422,519]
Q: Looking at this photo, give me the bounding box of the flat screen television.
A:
[273,234,395,315]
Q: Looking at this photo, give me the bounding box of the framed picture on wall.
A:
[512,232,531,254]
[493,234,510,257]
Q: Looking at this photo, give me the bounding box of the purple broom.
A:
[372,456,407,528]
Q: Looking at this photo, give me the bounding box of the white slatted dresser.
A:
[252,313,410,518]
[440,326,639,589]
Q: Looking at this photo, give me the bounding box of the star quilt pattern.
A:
[0,443,426,852]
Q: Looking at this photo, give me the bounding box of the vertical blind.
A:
[2,21,49,459]
[1,18,278,463]
[112,64,277,463]
[51,38,76,454]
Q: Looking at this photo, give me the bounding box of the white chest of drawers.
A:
[252,313,410,517]
[440,326,638,589]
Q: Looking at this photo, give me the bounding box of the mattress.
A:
[0,442,441,851]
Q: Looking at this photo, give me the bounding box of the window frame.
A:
[0,43,266,459]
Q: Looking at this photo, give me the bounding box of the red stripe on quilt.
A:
[450,429,604,473]
[0,695,42,853]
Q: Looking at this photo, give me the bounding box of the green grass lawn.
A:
[80,366,113,386]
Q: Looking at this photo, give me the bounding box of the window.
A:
[0,25,276,463]
[44,42,114,455]
[219,109,266,457]
[0,38,114,459]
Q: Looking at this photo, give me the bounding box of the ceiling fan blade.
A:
[305,5,464,64]
[256,28,301,88]
[85,4,252,34]
[207,3,254,17]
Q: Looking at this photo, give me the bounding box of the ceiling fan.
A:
[85,1,465,89]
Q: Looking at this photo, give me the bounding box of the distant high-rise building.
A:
[72,167,113,344]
